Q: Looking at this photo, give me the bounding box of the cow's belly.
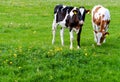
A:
[58,21,66,27]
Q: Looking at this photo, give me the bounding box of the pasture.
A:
[0,0,120,81]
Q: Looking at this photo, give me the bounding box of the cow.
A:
[52,4,90,49]
[91,5,110,46]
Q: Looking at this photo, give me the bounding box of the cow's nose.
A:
[79,20,84,25]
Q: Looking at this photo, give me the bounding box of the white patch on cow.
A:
[61,5,66,11]
[79,20,84,25]
[99,8,110,21]
[63,5,66,8]
[79,8,85,16]
[73,28,79,34]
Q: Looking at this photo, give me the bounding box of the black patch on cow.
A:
[54,4,63,14]
[54,5,74,23]
[78,7,86,22]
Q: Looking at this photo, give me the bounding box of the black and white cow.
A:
[52,4,90,49]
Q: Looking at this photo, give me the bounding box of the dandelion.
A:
[14,53,17,57]
[85,53,88,56]
[55,47,62,52]
[18,66,22,69]
[10,61,12,64]
[47,51,50,54]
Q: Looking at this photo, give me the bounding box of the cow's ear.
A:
[94,30,97,34]
[73,10,78,14]
[86,10,90,14]
[104,32,109,35]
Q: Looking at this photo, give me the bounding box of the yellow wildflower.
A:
[14,54,17,57]
[10,61,12,64]
[85,53,88,56]
[18,66,22,69]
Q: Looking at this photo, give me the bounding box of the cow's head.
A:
[79,7,90,25]
[94,30,109,45]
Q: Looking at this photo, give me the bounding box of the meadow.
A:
[0,0,120,82]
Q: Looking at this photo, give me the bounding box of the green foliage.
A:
[0,0,120,82]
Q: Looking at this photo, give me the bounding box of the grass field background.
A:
[0,0,120,81]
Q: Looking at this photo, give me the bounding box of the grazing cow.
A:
[91,5,110,45]
[52,4,90,49]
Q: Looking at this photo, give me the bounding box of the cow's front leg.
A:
[52,20,57,44]
[60,27,64,46]
[70,29,73,49]
[77,28,82,49]
[93,31,97,42]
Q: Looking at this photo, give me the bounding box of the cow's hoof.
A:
[77,46,80,49]
[70,47,73,50]
[97,43,101,46]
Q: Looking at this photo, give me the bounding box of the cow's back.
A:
[92,5,110,22]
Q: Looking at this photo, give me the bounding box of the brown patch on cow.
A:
[100,20,110,32]
[100,35,105,43]
[76,25,81,30]
[93,6,102,26]
[106,20,110,25]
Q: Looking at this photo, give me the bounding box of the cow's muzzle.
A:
[79,20,84,25]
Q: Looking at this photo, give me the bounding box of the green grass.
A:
[0,0,120,82]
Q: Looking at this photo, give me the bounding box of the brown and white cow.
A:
[91,5,110,45]
[52,4,90,49]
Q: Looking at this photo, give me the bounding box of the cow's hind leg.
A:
[60,27,64,46]
[52,20,58,44]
